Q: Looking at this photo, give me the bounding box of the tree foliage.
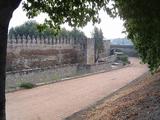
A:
[107,0,160,72]
[9,21,39,37]
[22,0,110,33]
[69,28,86,38]
[9,21,86,39]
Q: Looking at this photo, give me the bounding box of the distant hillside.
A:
[110,38,133,45]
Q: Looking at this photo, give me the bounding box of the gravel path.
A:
[6,58,148,120]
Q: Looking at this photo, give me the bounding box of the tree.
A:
[69,28,86,38]
[58,28,70,37]
[0,0,109,119]
[107,0,160,72]
[9,21,87,39]
[9,20,39,38]
[92,27,104,62]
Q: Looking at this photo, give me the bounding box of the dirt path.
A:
[6,58,148,120]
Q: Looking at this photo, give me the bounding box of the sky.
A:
[9,2,126,39]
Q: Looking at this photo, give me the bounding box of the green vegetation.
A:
[52,74,61,81]
[117,54,130,65]
[19,82,35,89]
[107,1,160,72]
[9,21,86,39]
[22,1,108,32]
[92,27,104,62]
[9,21,39,38]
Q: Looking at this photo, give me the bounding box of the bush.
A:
[19,82,35,89]
[117,54,130,65]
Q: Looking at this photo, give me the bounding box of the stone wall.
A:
[7,35,87,71]
[6,55,116,91]
[6,48,82,71]
[103,40,111,56]
[7,35,82,51]
[6,64,78,91]
[86,38,95,65]
[7,35,112,71]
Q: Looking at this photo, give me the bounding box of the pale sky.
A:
[9,2,126,39]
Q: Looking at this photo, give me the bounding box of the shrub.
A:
[117,54,130,65]
[19,82,35,89]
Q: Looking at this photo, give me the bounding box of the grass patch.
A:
[52,74,61,80]
[19,82,35,89]
[117,54,130,65]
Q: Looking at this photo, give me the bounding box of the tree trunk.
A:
[0,8,13,119]
[0,23,8,120]
[0,2,20,119]
[0,0,22,118]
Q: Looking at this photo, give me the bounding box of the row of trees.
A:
[9,21,87,39]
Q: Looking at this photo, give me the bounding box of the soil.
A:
[66,71,160,120]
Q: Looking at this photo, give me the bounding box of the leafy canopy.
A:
[107,0,160,72]
[9,20,86,38]
[22,0,110,33]
[9,21,39,37]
